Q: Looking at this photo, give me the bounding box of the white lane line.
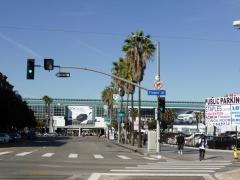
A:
[134,165,225,168]
[93,154,104,159]
[87,173,215,180]
[16,151,33,156]
[125,167,221,170]
[150,163,231,166]
[110,169,215,173]
[68,154,78,158]
[142,157,158,160]
[42,153,54,157]
[117,155,131,160]
[0,151,12,155]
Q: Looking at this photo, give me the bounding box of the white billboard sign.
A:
[67,106,93,124]
[205,96,240,128]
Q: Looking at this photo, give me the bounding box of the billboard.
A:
[67,106,94,125]
[205,96,240,129]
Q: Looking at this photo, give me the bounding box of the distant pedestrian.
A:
[143,132,147,146]
[198,134,207,161]
[176,132,185,155]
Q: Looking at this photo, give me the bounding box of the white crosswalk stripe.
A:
[93,154,104,159]
[110,160,232,175]
[142,157,158,161]
[0,151,12,155]
[15,151,33,156]
[41,153,54,157]
[68,153,78,158]
[117,155,131,160]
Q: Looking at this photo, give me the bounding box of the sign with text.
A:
[205,104,231,127]
[147,90,166,96]
[205,96,240,128]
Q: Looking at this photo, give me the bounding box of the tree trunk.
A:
[125,93,129,144]
[130,93,134,146]
[48,104,53,133]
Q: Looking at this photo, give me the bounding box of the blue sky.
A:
[0,0,240,102]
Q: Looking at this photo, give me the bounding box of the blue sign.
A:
[147,90,166,96]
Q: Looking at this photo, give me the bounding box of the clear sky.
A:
[0,0,240,102]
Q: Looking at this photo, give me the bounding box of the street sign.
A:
[154,80,164,90]
[56,72,70,77]
[118,111,125,117]
[147,90,166,96]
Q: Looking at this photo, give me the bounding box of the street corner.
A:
[214,168,240,180]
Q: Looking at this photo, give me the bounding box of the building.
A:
[24,98,205,135]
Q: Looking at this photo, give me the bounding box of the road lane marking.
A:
[142,157,158,160]
[0,151,12,155]
[87,173,215,180]
[110,169,215,173]
[42,153,54,157]
[68,153,78,158]
[16,151,33,156]
[93,154,104,159]
[125,167,221,170]
[117,155,131,160]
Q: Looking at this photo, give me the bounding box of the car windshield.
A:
[185,111,194,114]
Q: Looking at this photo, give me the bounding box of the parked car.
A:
[0,133,10,143]
[207,136,240,150]
[8,132,21,142]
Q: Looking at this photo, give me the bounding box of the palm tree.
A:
[122,31,155,147]
[195,111,204,132]
[101,84,115,138]
[112,58,136,144]
[42,95,53,133]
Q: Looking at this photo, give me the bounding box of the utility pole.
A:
[156,42,161,153]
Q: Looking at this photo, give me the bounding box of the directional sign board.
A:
[147,90,166,96]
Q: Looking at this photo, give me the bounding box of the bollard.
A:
[234,147,238,160]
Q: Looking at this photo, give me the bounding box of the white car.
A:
[177,111,200,123]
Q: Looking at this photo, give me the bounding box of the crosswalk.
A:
[0,151,156,161]
[100,160,232,179]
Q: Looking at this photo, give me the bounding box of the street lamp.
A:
[233,20,240,29]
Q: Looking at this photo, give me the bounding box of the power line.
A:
[0,25,240,43]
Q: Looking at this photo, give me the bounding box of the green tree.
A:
[195,111,204,132]
[122,31,155,147]
[101,84,117,138]
[160,108,177,132]
[42,95,53,133]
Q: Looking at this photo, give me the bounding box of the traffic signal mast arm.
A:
[57,66,149,91]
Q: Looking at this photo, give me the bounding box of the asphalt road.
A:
[0,136,238,180]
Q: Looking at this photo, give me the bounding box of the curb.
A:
[107,140,145,155]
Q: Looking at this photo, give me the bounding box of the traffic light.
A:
[44,59,54,70]
[158,97,165,113]
[27,59,35,79]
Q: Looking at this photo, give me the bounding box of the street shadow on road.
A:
[205,156,224,160]
[0,136,71,148]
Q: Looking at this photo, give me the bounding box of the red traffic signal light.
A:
[158,97,165,113]
[27,59,35,79]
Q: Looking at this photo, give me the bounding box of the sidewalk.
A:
[106,138,240,180]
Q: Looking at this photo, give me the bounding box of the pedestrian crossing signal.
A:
[158,97,165,113]
[27,59,35,79]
